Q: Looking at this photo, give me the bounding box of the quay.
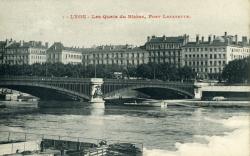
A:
[0,131,143,156]
[164,99,250,108]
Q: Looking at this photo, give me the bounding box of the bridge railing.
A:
[0,76,91,82]
[0,76,194,85]
[0,76,200,89]
[104,78,194,85]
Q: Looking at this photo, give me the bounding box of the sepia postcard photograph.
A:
[0,0,249,155]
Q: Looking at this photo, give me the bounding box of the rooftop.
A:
[4,39,48,49]
[81,44,145,53]
[146,35,187,44]
[47,42,83,53]
[183,32,250,47]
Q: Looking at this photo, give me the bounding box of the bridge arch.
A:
[0,82,90,101]
[103,84,194,99]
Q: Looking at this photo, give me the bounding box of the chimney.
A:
[242,36,247,45]
[38,41,42,46]
[6,39,9,45]
[152,35,156,39]
[147,36,151,42]
[29,41,35,47]
[163,35,166,40]
[45,42,49,48]
[20,40,24,46]
[213,35,216,40]
[235,35,238,44]
[196,34,200,44]
[208,35,212,44]
[201,36,204,43]
[224,32,227,37]
[183,34,189,44]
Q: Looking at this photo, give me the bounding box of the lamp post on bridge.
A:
[94,62,97,78]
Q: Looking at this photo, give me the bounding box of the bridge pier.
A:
[194,82,203,99]
[89,78,105,108]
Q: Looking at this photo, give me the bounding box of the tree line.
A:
[222,56,250,83]
[0,63,196,81]
[1,57,248,83]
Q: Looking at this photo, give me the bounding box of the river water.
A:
[0,101,249,156]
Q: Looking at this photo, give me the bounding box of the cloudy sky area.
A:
[0,0,249,47]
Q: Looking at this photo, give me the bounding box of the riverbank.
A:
[105,98,250,108]
[165,99,250,107]
[0,101,38,108]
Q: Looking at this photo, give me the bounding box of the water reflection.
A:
[91,108,105,116]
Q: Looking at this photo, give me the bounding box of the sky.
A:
[0,0,249,47]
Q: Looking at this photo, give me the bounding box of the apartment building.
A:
[46,42,82,64]
[182,32,250,79]
[82,45,149,66]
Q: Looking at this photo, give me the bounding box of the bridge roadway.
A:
[0,76,195,101]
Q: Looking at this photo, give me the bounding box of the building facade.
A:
[46,42,82,64]
[144,35,189,67]
[2,39,48,65]
[0,41,5,64]
[182,32,250,79]
[82,45,149,66]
